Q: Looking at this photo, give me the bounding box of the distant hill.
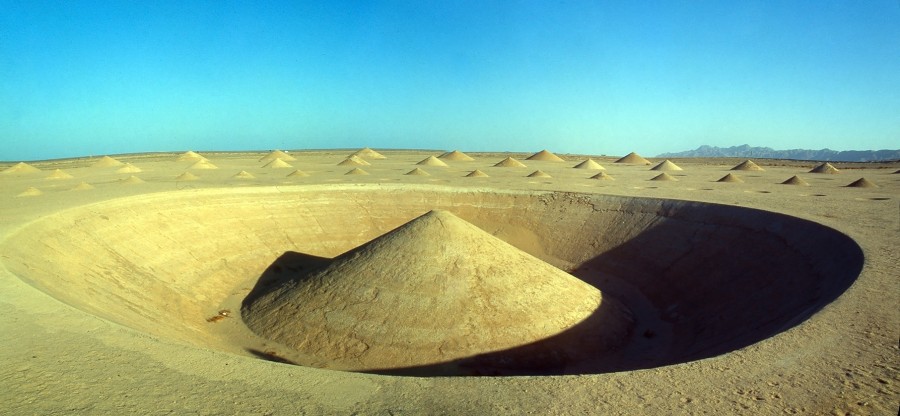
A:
[658,145,900,162]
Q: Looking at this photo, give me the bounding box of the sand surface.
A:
[0,150,897,414]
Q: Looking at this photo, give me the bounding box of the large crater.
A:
[0,184,862,376]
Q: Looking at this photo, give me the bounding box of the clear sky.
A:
[1,1,898,161]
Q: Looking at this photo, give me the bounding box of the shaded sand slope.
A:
[0,185,862,375]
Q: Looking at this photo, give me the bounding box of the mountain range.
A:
[657,145,900,162]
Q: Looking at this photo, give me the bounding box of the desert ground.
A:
[0,149,897,414]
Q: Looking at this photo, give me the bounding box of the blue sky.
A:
[1,1,898,161]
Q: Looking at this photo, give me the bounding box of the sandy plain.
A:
[0,149,897,414]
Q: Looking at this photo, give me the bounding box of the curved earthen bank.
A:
[0,184,862,375]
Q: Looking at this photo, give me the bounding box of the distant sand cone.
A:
[46,169,74,180]
[287,170,310,178]
[91,156,123,168]
[846,178,877,188]
[615,152,650,164]
[527,170,551,178]
[650,160,683,171]
[589,172,614,180]
[417,156,448,167]
[493,157,526,167]
[466,169,489,177]
[177,151,204,161]
[731,160,764,171]
[260,150,296,162]
[116,163,142,173]
[809,162,839,174]
[176,172,199,181]
[526,149,565,162]
[71,182,94,191]
[189,159,218,169]
[405,168,430,176]
[650,173,677,181]
[573,159,605,170]
[350,148,386,160]
[263,158,293,169]
[2,162,41,174]
[17,187,42,197]
[717,173,743,183]
[120,175,144,184]
[338,156,371,166]
[233,170,255,179]
[345,168,369,175]
[781,175,809,186]
[439,150,474,161]
[242,210,631,373]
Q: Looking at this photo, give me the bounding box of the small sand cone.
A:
[526,150,565,162]
[116,163,142,173]
[405,168,430,176]
[233,170,255,179]
[46,169,74,180]
[493,157,526,167]
[417,156,448,167]
[650,160,683,171]
[17,187,42,197]
[350,148,386,160]
[615,152,650,164]
[263,158,294,169]
[287,170,310,178]
[527,170,551,178]
[91,156,124,168]
[338,156,371,166]
[717,173,744,183]
[650,173,678,181]
[260,150,296,162]
[345,168,369,175]
[120,175,144,184]
[573,159,605,170]
[71,182,94,191]
[189,159,218,170]
[809,162,839,174]
[439,150,474,161]
[731,160,764,171]
[176,172,199,181]
[3,162,42,174]
[845,178,877,188]
[177,151,204,161]
[466,169,489,177]
[781,175,809,186]
[590,172,614,180]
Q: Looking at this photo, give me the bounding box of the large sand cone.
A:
[615,152,650,164]
[650,160,683,171]
[91,156,123,168]
[439,150,474,161]
[590,172,614,180]
[116,163,142,173]
[809,162,839,174]
[262,158,293,169]
[573,159,605,170]
[466,169,489,177]
[177,151,205,161]
[526,149,565,162]
[338,156,371,166]
[3,162,41,174]
[493,157,526,168]
[405,168,430,176]
[527,170,551,178]
[731,160,764,171]
[717,173,743,183]
[46,169,74,180]
[189,160,218,170]
[260,150,296,162]
[351,148,387,160]
[16,187,42,197]
[242,210,632,374]
[846,178,877,188]
[416,156,448,167]
[650,173,678,181]
[345,168,369,175]
[781,175,809,186]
